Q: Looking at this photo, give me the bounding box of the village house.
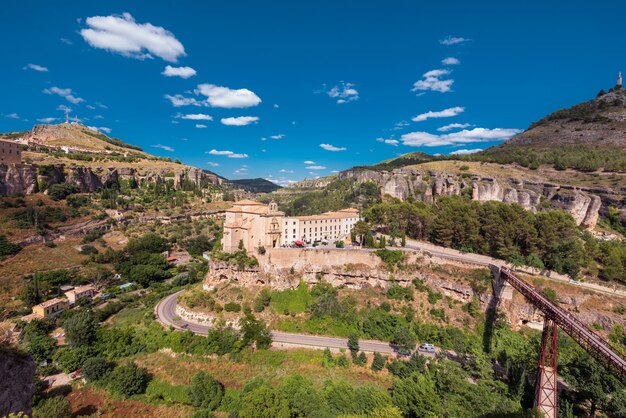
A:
[31,298,69,318]
[64,284,97,304]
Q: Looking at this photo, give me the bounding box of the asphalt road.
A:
[155,291,398,354]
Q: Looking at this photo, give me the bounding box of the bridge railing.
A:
[499,267,626,384]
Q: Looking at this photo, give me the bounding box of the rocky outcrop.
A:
[0,163,223,196]
[332,167,604,228]
[0,349,36,417]
[0,164,38,195]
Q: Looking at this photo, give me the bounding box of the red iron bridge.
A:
[495,267,626,417]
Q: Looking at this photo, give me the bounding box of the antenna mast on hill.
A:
[65,110,69,124]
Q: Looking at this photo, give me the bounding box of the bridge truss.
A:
[497,268,626,417]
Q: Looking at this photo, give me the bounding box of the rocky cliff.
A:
[330,167,602,228]
[0,348,35,417]
[0,162,224,196]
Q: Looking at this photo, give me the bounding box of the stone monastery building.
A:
[221,199,360,253]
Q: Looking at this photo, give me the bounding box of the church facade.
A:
[221,199,360,253]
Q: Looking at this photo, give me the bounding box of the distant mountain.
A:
[478,86,626,171]
[229,178,281,193]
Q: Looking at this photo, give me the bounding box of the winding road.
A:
[155,290,398,354]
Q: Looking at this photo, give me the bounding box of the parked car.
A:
[418,343,436,353]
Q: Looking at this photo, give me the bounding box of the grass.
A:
[138,379,191,405]
[109,306,150,328]
[274,316,358,337]
[270,281,313,314]
[134,348,394,390]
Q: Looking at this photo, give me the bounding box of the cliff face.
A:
[333,167,603,228]
[0,349,35,417]
[0,163,224,196]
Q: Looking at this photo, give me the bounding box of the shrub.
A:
[32,396,71,418]
[371,352,386,372]
[0,235,21,259]
[80,245,98,255]
[188,372,224,411]
[107,363,150,397]
[253,288,271,312]
[82,357,114,382]
[224,302,241,312]
[48,183,79,200]
[63,310,98,347]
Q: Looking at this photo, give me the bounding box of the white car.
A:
[418,343,436,353]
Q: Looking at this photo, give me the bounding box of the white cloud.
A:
[376,137,399,146]
[207,149,248,158]
[412,69,454,93]
[164,94,204,107]
[162,65,196,78]
[233,167,248,175]
[325,82,359,104]
[195,124,207,128]
[80,13,185,62]
[43,86,84,104]
[86,105,96,110]
[439,36,470,46]
[320,143,346,152]
[60,38,73,45]
[303,160,316,164]
[279,169,294,173]
[450,148,483,155]
[23,64,48,72]
[96,102,108,109]
[37,117,58,123]
[412,106,464,122]
[392,120,410,130]
[196,84,261,108]
[400,127,521,147]
[152,144,174,152]
[176,113,213,120]
[93,115,104,119]
[437,123,473,132]
[269,134,285,139]
[221,116,259,126]
[4,113,20,119]
[98,127,112,133]
[273,104,279,108]
[441,57,460,65]
[306,165,326,170]
[57,105,72,113]
[207,162,220,167]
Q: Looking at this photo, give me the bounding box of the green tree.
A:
[347,333,360,357]
[278,375,330,418]
[239,313,272,349]
[392,326,417,356]
[188,372,224,411]
[81,357,114,382]
[63,310,98,347]
[371,352,386,372]
[369,406,403,418]
[239,385,290,418]
[391,373,442,418]
[32,396,71,418]
[107,362,150,397]
[253,288,272,312]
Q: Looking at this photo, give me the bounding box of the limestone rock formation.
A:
[0,349,36,417]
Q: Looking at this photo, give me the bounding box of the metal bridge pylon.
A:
[534,318,558,418]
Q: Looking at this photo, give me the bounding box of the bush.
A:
[188,372,224,411]
[63,310,98,347]
[80,245,98,255]
[32,396,71,418]
[107,363,150,397]
[371,352,386,371]
[224,302,241,312]
[253,288,271,312]
[48,183,79,200]
[82,357,114,382]
[0,235,21,259]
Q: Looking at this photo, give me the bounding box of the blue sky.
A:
[1,1,625,185]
